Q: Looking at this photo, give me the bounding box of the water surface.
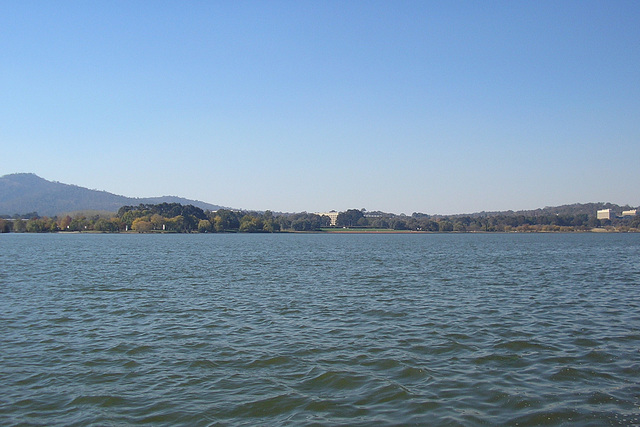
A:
[1,233,639,425]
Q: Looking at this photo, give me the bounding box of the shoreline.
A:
[2,227,638,235]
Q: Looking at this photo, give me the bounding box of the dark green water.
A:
[1,233,639,426]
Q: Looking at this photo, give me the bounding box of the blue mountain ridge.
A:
[0,173,224,216]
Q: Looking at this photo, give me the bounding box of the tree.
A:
[239,215,263,232]
[213,210,240,231]
[109,217,125,232]
[198,219,213,233]
[150,214,165,230]
[0,219,11,233]
[277,216,291,230]
[13,219,26,232]
[69,216,89,231]
[319,215,332,227]
[168,215,185,232]
[58,216,72,231]
[262,218,279,232]
[26,219,43,233]
[453,221,466,232]
[24,217,57,233]
[94,218,119,232]
[132,218,152,232]
[393,220,407,230]
[120,210,141,229]
[291,218,310,231]
[438,221,453,232]
[336,209,364,227]
[370,218,389,229]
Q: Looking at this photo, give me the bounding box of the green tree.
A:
[393,220,407,230]
[239,215,263,232]
[213,210,240,232]
[13,219,26,232]
[291,218,310,231]
[168,215,185,232]
[438,221,454,232]
[0,219,11,233]
[262,218,279,232]
[198,219,213,233]
[58,215,72,231]
[26,219,43,233]
[150,214,165,230]
[94,218,119,232]
[370,218,389,229]
[336,209,364,227]
[453,221,466,232]
[132,218,152,232]
[46,217,58,232]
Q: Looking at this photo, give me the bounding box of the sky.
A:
[2,1,639,214]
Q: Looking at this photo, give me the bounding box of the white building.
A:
[597,209,613,220]
[622,209,637,217]
[316,211,339,226]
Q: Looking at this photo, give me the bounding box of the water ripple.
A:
[1,233,639,425]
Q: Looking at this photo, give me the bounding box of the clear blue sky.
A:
[2,1,638,214]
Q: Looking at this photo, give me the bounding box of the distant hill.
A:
[460,202,637,218]
[0,173,224,216]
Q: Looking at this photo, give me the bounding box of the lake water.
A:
[1,233,639,426]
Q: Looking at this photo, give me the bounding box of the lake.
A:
[1,233,639,425]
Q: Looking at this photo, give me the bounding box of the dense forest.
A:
[1,203,639,234]
[0,203,331,233]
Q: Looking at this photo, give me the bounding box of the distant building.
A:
[597,209,613,220]
[622,209,637,217]
[316,211,339,226]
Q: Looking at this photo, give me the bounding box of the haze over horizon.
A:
[2,1,639,215]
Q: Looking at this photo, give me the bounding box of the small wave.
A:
[302,370,368,391]
[188,359,219,369]
[83,358,110,367]
[247,355,294,368]
[444,332,473,341]
[429,341,475,355]
[495,339,558,352]
[508,408,583,425]
[583,349,617,363]
[363,309,408,318]
[481,388,543,411]
[587,391,620,405]
[14,372,49,386]
[225,393,307,419]
[68,394,126,408]
[107,342,131,353]
[572,337,600,347]
[548,366,615,382]
[366,383,414,405]
[123,360,140,368]
[614,333,640,342]
[361,357,401,370]
[398,366,431,380]
[549,366,583,381]
[621,363,640,376]
[126,345,154,355]
[473,353,522,365]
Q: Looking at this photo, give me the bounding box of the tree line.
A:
[1,204,638,233]
[0,203,332,233]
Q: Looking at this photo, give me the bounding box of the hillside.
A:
[0,173,224,216]
[451,202,637,218]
